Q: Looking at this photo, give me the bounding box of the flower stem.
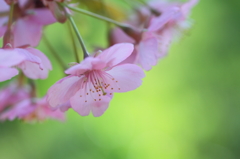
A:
[42,35,67,71]
[62,3,134,30]
[67,20,81,63]
[7,4,14,30]
[64,8,89,60]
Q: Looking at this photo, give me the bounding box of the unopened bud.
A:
[48,2,67,23]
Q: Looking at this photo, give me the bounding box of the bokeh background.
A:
[1,0,240,159]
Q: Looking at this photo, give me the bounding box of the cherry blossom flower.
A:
[0,47,52,81]
[47,43,145,117]
[109,0,198,71]
[0,0,56,47]
[0,97,65,122]
[146,0,199,56]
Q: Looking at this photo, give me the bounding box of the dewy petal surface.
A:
[97,43,134,67]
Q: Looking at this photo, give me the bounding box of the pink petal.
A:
[157,28,174,58]
[181,0,198,18]
[148,7,181,32]
[19,48,52,79]
[97,43,134,67]
[105,64,145,92]
[47,76,83,109]
[15,48,43,67]
[27,9,56,25]
[70,84,112,117]
[65,57,106,75]
[0,49,26,67]
[0,67,19,82]
[13,18,42,47]
[136,37,159,71]
[110,27,135,44]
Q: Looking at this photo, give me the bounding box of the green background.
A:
[1,0,240,158]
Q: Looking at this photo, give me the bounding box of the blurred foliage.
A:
[1,0,240,159]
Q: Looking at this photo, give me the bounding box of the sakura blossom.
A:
[0,0,198,122]
[109,0,198,71]
[0,47,52,81]
[0,97,65,122]
[47,43,145,117]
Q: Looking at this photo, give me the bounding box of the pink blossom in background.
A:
[147,0,199,51]
[0,97,65,122]
[109,0,198,71]
[0,47,52,81]
[47,43,145,117]
[0,0,56,47]
[0,82,30,113]
[110,28,160,71]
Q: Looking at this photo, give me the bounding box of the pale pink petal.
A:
[0,67,19,82]
[59,101,71,112]
[19,48,52,79]
[110,27,135,44]
[181,0,198,18]
[27,9,56,25]
[26,48,52,70]
[148,7,181,32]
[97,43,134,67]
[118,49,137,65]
[136,37,159,71]
[0,49,26,67]
[70,89,91,116]
[47,76,83,109]
[65,57,106,75]
[15,48,43,68]
[90,97,111,117]
[13,18,42,47]
[157,28,174,58]
[18,61,46,79]
[105,64,145,92]
[70,83,112,117]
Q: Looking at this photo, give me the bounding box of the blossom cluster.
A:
[0,0,198,122]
